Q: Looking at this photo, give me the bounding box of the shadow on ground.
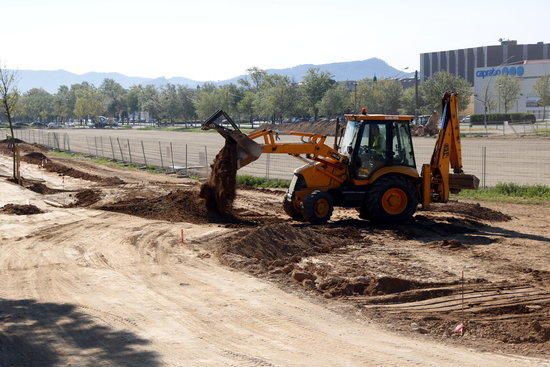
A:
[0,298,160,367]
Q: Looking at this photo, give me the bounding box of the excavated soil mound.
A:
[69,189,102,207]
[200,139,237,218]
[0,204,43,215]
[218,223,346,262]
[42,161,125,185]
[431,202,512,222]
[23,152,49,165]
[100,189,211,224]
[27,182,62,195]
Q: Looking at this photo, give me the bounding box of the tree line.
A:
[7,67,481,124]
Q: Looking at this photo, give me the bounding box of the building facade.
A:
[420,40,550,84]
[474,60,550,117]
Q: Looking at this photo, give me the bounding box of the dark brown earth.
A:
[0,204,43,215]
[69,189,102,207]
[199,139,238,218]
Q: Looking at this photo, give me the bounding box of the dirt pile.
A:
[27,182,62,195]
[41,160,125,185]
[69,189,102,207]
[23,152,49,165]
[431,202,512,222]
[100,189,211,224]
[0,204,43,215]
[199,139,237,218]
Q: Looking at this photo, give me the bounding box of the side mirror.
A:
[346,146,353,155]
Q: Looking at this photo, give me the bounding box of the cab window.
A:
[391,122,416,168]
[356,123,387,178]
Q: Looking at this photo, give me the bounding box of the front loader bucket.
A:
[202,110,262,168]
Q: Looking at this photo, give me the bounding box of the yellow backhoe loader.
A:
[202,92,479,224]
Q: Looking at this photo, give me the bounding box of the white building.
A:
[474,60,550,118]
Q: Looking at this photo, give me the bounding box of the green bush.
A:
[470,113,536,124]
[236,175,290,188]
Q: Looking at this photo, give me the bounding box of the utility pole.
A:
[353,81,358,113]
[414,70,419,122]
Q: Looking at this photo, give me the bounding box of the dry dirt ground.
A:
[0,144,549,366]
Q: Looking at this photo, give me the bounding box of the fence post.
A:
[127,138,132,163]
[159,141,164,168]
[94,136,99,156]
[482,146,487,188]
[100,136,105,157]
[185,144,188,171]
[170,142,175,171]
[117,137,125,162]
[109,137,116,160]
[141,140,147,166]
[66,133,71,152]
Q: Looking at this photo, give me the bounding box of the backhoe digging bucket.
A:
[202,110,262,168]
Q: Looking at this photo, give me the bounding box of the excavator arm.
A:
[421,92,479,207]
[202,110,348,182]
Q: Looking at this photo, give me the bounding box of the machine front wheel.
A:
[302,190,334,224]
[364,175,418,223]
[283,197,303,220]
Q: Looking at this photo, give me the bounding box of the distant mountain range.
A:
[15,58,412,92]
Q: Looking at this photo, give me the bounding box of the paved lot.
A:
[8,128,550,185]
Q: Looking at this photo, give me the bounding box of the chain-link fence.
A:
[3,128,550,187]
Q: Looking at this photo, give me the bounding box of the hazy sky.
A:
[2,0,549,80]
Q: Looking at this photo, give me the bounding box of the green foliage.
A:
[494,75,521,113]
[236,175,290,188]
[421,71,472,113]
[301,68,335,120]
[356,79,404,114]
[318,84,352,118]
[18,88,54,121]
[469,113,536,123]
[456,183,550,204]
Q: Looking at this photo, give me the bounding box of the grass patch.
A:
[47,150,161,172]
[455,183,550,204]
[535,128,550,137]
[237,175,290,189]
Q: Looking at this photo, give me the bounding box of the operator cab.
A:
[340,114,416,179]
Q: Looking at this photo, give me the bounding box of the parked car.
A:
[47,122,61,129]
[460,115,471,124]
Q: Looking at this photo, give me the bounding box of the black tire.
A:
[302,190,334,224]
[363,175,418,224]
[283,197,303,220]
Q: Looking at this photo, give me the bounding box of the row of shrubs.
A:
[470,113,536,124]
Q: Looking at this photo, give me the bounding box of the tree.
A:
[301,68,335,120]
[533,75,550,121]
[318,85,351,118]
[0,62,20,180]
[19,88,54,122]
[100,79,127,120]
[255,75,297,122]
[177,86,196,121]
[54,85,72,122]
[421,71,472,113]
[159,84,181,123]
[239,67,268,91]
[495,75,521,113]
[139,85,161,122]
[126,85,143,120]
[74,86,104,122]
[356,78,403,114]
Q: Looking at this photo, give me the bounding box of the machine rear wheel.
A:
[302,190,334,224]
[364,175,418,223]
[283,197,303,220]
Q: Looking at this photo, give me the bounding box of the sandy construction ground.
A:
[0,145,549,366]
